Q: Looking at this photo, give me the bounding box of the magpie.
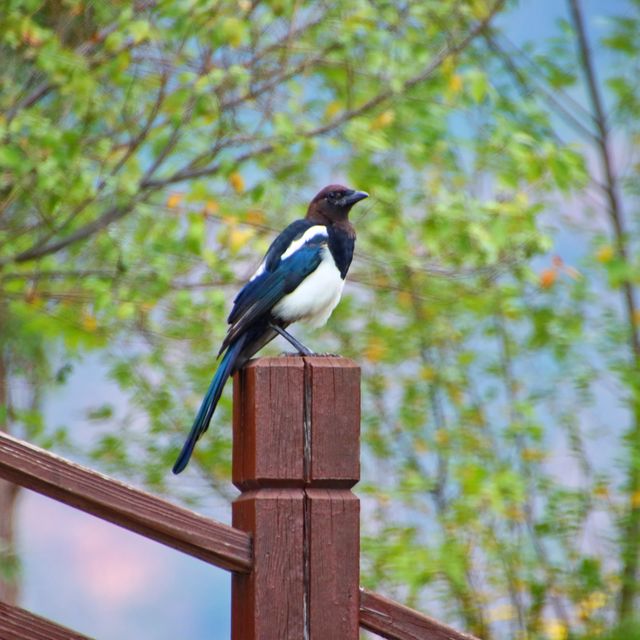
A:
[172,184,368,474]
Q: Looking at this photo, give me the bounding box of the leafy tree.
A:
[1,1,640,639]
[353,1,640,637]
[0,0,506,605]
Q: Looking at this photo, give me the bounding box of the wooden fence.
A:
[0,356,478,640]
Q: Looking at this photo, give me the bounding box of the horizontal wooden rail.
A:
[0,431,252,573]
[360,589,479,640]
[0,601,93,640]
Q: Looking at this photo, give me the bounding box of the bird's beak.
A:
[338,190,369,207]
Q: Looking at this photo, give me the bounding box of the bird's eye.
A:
[327,191,337,200]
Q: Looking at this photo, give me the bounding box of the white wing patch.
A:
[249,225,328,282]
[280,225,328,260]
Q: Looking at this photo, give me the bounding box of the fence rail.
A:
[0,356,477,640]
[0,601,92,640]
[360,589,480,640]
[0,431,251,572]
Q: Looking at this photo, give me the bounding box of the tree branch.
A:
[2,204,132,266]
[567,0,640,620]
[483,31,598,144]
[306,0,507,139]
[143,0,507,189]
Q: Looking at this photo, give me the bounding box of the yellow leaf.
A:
[488,604,516,622]
[396,290,412,308]
[522,448,545,462]
[586,591,606,610]
[578,591,606,619]
[448,74,463,94]
[505,506,525,522]
[81,312,98,332]
[364,337,387,363]
[228,227,254,253]
[414,438,429,454]
[166,192,183,209]
[442,57,455,77]
[634,310,640,327]
[596,244,614,263]
[469,0,490,19]
[631,489,640,509]
[593,483,609,499]
[512,191,530,207]
[246,209,266,225]
[447,384,463,406]
[203,200,219,216]
[420,365,436,381]
[371,110,395,130]
[434,429,449,446]
[28,296,44,309]
[544,620,567,640]
[229,172,245,194]
[325,100,343,120]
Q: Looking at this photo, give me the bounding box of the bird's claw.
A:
[277,351,339,357]
[278,351,317,357]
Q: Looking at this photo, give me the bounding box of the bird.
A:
[172,184,368,474]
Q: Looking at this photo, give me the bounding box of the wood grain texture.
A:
[359,589,480,640]
[232,356,361,639]
[232,490,305,640]
[305,357,360,639]
[232,358,307,639]
[0,601,93,640]
[306,357,360,485]
[233,357,305,488]
[307,489,359,640]
[0,431,252,573]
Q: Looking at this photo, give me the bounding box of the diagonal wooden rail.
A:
[0,357,477,640]
[0,431,251,572]
[360,589,480,640]
[0,601,93,640]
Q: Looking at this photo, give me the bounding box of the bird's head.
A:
[306,184,368,225]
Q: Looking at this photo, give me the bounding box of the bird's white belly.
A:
[273,251,345,327]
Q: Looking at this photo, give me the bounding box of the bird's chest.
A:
[272,247,345,327]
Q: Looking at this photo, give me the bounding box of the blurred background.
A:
[1,0,640,638]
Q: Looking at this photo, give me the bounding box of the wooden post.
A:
[232,356,360,640]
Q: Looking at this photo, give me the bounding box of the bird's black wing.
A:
[218,230,327,354]
[262,218,316,273]
[230,218,315,316]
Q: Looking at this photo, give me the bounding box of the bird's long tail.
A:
[172,334,247,474]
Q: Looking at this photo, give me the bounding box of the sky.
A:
[17,351,233,639]
[12,1,633,639]
[19,494,230,639]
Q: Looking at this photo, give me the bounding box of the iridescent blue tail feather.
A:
[172,335,247,474]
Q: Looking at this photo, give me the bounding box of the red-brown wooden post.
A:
[231,356,360,640]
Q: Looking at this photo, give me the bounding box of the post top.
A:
[232,355,361,489]
[243,355,360,370]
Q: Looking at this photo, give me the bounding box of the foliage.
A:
[0,0,639,638]
[353,2,640,638]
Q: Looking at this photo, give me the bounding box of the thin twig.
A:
[567,0,640,620]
